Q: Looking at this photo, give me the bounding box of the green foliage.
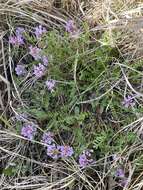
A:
[93,130,112,152]
[11,24,141,162]
[93,129,137,157]
[3,164,28,177]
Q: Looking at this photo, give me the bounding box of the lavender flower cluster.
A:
[44,133,94,167]
[10,25,46,46]
[122,95,135,108]
[65,20,80,38]
[115,168,128,187]
[15,65,26,76]
[79,150,94,168]
[9,27,25,46]
[42,132,74,159]
[42,132,54,145]
[29,44,50,79]
[20,123,93,167]
[11,26,56,92]
[46,144,74,159]
[34,25,47,39]
[21,123,37,140]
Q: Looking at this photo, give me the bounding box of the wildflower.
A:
[33,63,46,78]
[65,20,80,39]
[17,35,24,44]
[9,27,25,46]
[15,65,26,76]
[16,27,25,37]
[112,154,118,161]
[21,123,37,140]
[47,144,60,159]
[9,36,16,45]
[115,168,128,187]
[45,79,55,92]
[58,145,74,158]
[65,20,76,33]
[79,150,93,168]
[34,25,47,39]
[29,46,41,60]
[122,95,135,108]
[42,55,48,66]
[9,35,24,46]
[115,168,125,178]
[119,178,128,187]
[79,154,91,168]
[42,132,54,145]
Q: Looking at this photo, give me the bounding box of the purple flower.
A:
[47,144,60,159]
[112,154,118,161]
[65,20,75,33]
[9,27,25,46]
[115,168,125,178]
[42,55,48,66]
[42,132,54,145]
[79,154,90,168]
[16,27,25,37]
[45,80,55,92]
[15,65,26,76]
[21,123,37,140]
[17,35,24,44]
[119,178,128,187]
[33,63,46,78]
[34,25,47,39]
[9,36,24,46]
[58,145,74,158]
[79,150,93,168]
[65,20,80,39]
[122,95,135,108]
[9,36,16,45]
[29,46,41,60]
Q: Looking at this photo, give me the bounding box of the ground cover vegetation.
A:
[0,0,143,189]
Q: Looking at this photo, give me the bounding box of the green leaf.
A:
[28,109,48,120]
[3,167,13,176]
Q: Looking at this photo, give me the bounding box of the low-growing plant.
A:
[1,18,143,189]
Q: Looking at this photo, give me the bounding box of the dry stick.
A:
[5,183,49,190]
[0,91,4,110]
[0,74,10,108]
[114,62,143,76]
[6,177,75,190]
[74,50,82,103]
[120,66,143,98]
[8,42,24,105]
[0,35,8,81]
[33,8,66,23]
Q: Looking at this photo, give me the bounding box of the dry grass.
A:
[1,0,143,189]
